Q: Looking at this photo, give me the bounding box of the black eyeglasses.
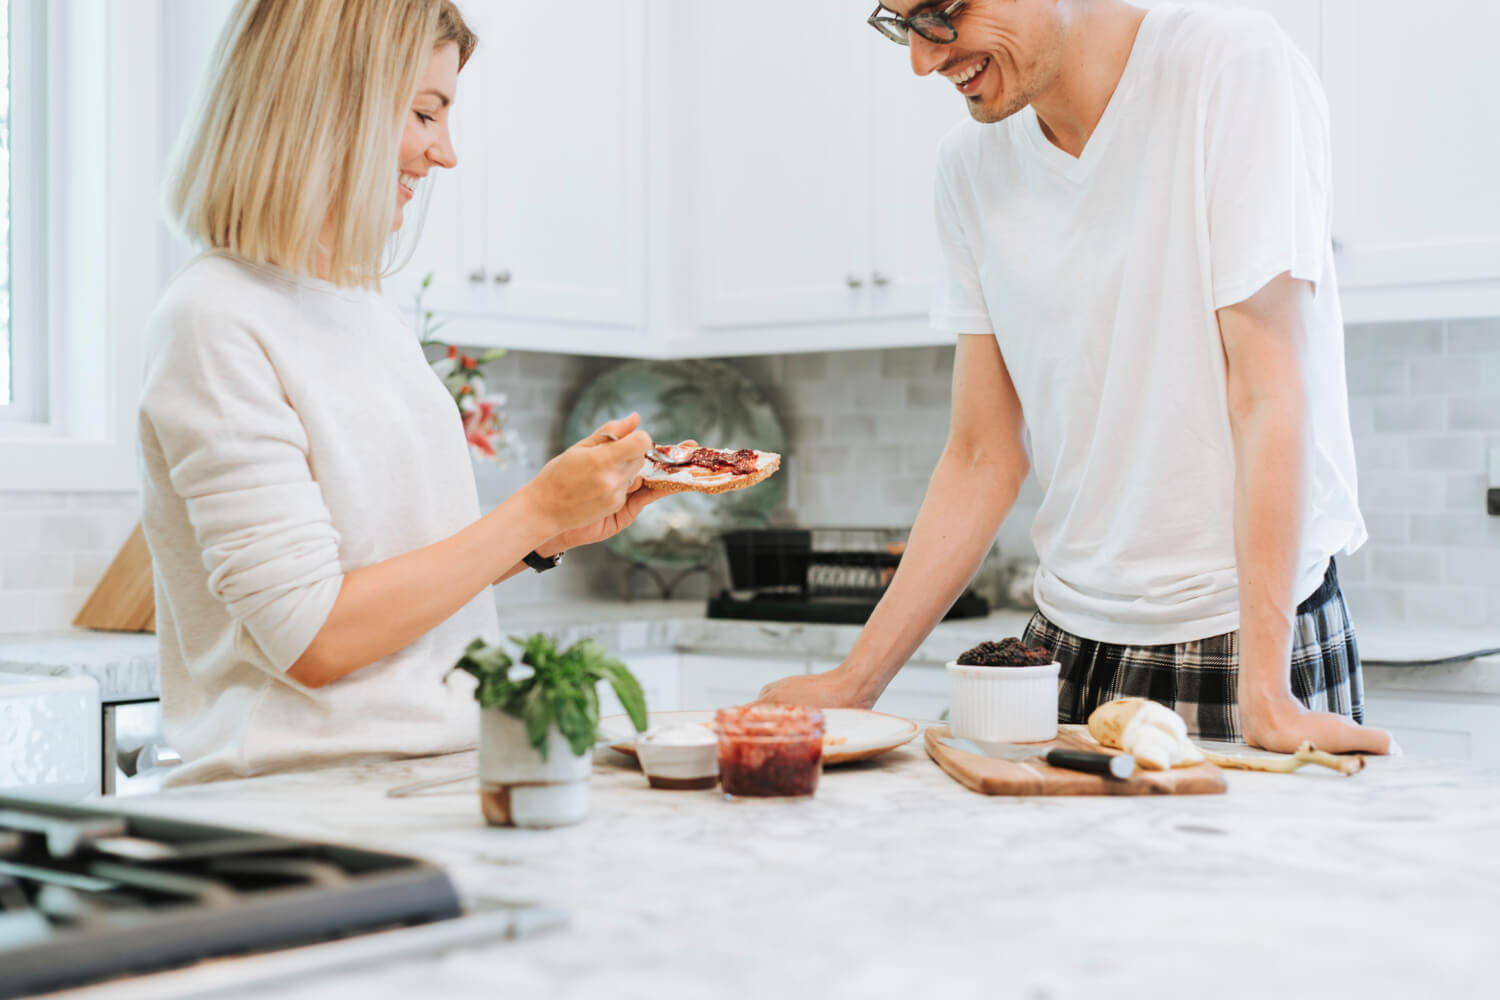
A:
[867,0,967,46]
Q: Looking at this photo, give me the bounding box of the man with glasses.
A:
[762,1,1394,756]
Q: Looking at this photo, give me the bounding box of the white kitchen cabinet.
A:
[599,651,683,719]
[1320,0,1500,322]
[1364,692,1500,770]
[389,0,648,353]
[867,36,978,325]
[388,0,1500,355]
[675,654,810,712]
[682,0,872,331]
[683,5,970,353]
[873,665,950,723]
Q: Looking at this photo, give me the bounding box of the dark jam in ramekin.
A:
[714,705,825,799]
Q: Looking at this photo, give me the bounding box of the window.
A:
[2,0,12,406]
[1,0,157,490]
[1,0,42,425]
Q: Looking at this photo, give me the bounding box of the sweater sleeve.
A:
[139,303,344,673]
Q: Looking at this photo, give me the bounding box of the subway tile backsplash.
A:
[3,317,1499,632]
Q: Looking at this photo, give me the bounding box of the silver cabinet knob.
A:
[492,269,513,285]
[872,271,891,287]
[468,269,486,283]
[846,273,865,289]
[1332,237,1345,254]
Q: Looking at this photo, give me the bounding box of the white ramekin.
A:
[635,727,720,791]
[946,660,1061,744]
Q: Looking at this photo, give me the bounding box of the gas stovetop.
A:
[0,795,549,998]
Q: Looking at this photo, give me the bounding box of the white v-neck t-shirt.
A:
[930,3,1365,645]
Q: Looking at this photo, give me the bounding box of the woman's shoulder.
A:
[141,254,307,389]
[149,253,293,336]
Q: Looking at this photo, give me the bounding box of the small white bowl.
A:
[636,725,719,791]
[946,660,1060,744]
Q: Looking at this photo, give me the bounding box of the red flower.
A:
[462,399,503,460]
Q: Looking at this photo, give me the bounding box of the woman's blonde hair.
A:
[166,0,476,288]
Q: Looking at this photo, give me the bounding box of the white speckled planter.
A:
[0,671,101,801]
[477,710,592,828]
[946,660,1060,745]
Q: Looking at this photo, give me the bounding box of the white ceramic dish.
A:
[946,660,1060,745]
[599,708,919,767]
[634,725,720,789]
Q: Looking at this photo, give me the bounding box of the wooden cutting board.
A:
[72,523,156,633]
[925,725,1227,796]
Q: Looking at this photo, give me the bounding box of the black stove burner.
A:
[710,528,991,624]
[0,796,462,998]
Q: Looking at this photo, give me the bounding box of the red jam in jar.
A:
[714,705,825,799]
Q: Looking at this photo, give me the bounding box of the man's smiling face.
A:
[884,0,1068,124]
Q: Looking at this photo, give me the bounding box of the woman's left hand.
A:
[541,478,668,553]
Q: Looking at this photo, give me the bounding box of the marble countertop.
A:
[5,602,1499,704]
[0,630,159,703]
[106,736,1500,998]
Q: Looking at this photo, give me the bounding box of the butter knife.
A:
[938,736,1136,780]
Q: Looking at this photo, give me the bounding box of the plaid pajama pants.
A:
[1021,559,1364,742]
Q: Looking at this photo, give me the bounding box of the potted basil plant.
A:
[449,633,648,828]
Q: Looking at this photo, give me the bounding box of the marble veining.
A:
[0,632,160,703]
[115,734,1500,999]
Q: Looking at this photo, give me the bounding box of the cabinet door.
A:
[684,1,874,330]
[598,652,682,719]
[676,655,807,712]
[1321,0,1500,304]
[1364,693,1500,769]
[868,37,977,321]
[482,0,646,330]
[386,1,493,319]
[873,666,950,723]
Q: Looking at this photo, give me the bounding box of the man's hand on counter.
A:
[757,667,876,710]
[1240,687,1396,756]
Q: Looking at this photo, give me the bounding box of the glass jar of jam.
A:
[713,705,825,799]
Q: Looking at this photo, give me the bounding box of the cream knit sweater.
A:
[138,254,499,786]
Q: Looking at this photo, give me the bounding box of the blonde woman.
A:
[139,0,659,785]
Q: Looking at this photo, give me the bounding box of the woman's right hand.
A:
[528,413,654,536]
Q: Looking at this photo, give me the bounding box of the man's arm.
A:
[1220,272,1391,754]
[758,334,1029,708]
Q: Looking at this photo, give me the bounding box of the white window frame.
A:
[1,0,46,425]
[0,0,162,490]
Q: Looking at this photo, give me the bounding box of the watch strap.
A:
[523,550,563,573]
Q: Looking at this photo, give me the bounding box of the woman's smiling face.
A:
[394,41,460,230]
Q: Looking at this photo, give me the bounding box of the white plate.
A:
[598,709,919,767]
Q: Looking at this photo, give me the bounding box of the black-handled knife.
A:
[938,735,1136,780]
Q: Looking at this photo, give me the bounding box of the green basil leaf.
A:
[596,662,648,733]
[523,684,551,761]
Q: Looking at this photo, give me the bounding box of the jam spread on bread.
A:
[661,448,760,476]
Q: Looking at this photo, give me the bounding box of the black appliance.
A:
[0,795,519,998]
[708,528,990,625]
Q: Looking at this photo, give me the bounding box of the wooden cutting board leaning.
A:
[925,724,1227,796]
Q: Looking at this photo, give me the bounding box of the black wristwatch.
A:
[523,549,563,573]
